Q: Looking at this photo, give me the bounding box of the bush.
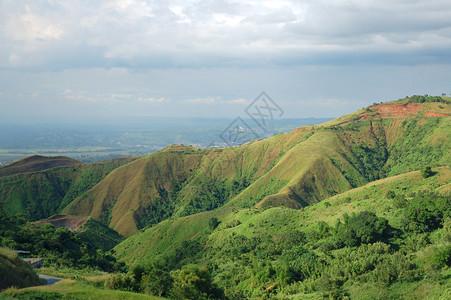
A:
[335,211,392,247]
[208,217,220,230]
[278,245,320,283]
[430,245,451,267]
[421,166,433,178]
[404,196,443,232]
[170,265,223,299]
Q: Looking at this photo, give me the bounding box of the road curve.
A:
[38,274,64,285]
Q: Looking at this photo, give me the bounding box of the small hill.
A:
[0,247,44,291]
[0,155,82,177]
[0,156,137,221]
[33,214,88,230]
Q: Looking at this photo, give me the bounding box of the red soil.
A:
[423,112,449,117]
[375,103,421,117]
[293,126,313,132]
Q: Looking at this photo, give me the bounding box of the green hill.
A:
[0,156,137,221]
[114,167,451,299]
[65,98,450,236]
[0,247,44,291]
[0,155,82,177]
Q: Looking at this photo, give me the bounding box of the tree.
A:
[208,217,220,230]
[421,166,433,178]
[336,211,392,247]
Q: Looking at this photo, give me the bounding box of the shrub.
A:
[170,264,223,299]
[404,196,443,232]
[208,217,220,230]
[421,166,433,178]
[278,246,320,283]
[335,211,392,247]
[430,245,451,267]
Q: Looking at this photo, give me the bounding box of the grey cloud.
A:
[1,0,451,71]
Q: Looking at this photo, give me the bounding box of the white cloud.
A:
[226,98,248,104]
[138,97,170,103]
[4,5,64,42]
[185,97,220,104]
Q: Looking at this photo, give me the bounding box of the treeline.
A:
[408,95,450,104]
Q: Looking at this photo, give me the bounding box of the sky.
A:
[1,0,451,122]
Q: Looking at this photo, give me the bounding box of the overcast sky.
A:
[1,0,451,122]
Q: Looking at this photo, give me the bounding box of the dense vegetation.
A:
[115,167,451,299]
[0,208,124,273]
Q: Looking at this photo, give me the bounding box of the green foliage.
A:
[403,192,450,232]
[278,246,320,283]
[421,166,433,178]
[0,214,123,272]
[408,95,451,104]
[208,217,220,230]
[170,265,223,300]
[335,211,393,247]
[78,218,124,251]
[429,245,451,267]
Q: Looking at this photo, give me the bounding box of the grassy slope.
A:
[0,155,82,178]
[0,280,164,300]
[0,157,137,221]
[0,247,43,291]
[114,166,451,299]
[114,166,450,264]
[66,99,450,236]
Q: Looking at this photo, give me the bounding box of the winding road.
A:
[38,274,64,285]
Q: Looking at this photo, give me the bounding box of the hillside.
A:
[64,97,450,236]
[114,166,451,299]
[0,247,44,291]
[0,156,137,221]
[32,215,124,251]
[0,155,82,177]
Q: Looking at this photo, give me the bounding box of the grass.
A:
[0,280,165,300]
[0,247,43,291]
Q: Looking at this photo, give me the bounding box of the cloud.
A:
[1,0,451,71]
[226,98,247,104]
[185,97,220,104]
[138,97,170,103]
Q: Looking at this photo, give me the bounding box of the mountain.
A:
[63,97,450,236]
[1,96,449,237]
[0,155,81,177]
[1,95,450,299]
